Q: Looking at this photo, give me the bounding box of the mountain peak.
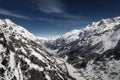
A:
[0,19,14,25]
[0,19,36,40]
[85,17,120,32]
[114,16,120,19]
[62,29,82,43]
[63,29,82,38]
[4,19,14,24]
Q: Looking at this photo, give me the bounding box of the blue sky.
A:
[0,0,120,37]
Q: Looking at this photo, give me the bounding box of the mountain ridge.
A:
[0,19,75,80]
[1,16,120,80]
[45,16,120,80]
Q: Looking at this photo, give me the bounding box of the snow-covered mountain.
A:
[0,19,75,80]
[46,16,120,80]
[1,16,120,80]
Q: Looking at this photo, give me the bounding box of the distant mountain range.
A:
[1,16,120,80]
[45,16,120,80]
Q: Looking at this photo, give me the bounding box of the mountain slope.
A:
[46,16,120,80]
[0,19,75,80]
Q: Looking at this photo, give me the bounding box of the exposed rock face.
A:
[46,17,120,80]
[0,19,75,80]
[1,16,120,80]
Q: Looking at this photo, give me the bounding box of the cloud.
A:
[35,0,65,13]
[37,11,87,23]
[33,0,87,21]
[37,17,89,24]
[38,17,55,22]
[53,13,86,20]
[0,9,31,20]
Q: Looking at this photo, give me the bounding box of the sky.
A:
[0,0,120,37]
